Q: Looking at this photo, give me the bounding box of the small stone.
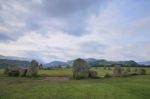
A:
[19,68,28,77]
[89,70,98,78]
[137,68,146,75]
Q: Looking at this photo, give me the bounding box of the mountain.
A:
[44,58,140,68]
[66,60,74,66]
[116,60,138,66]
[89,59,139,67]
[85,58,97,62]
[138,61,150,65]
[0,54,141,68]
[0,59,30,68]
[68,58,139,67]
[45,61,69,67]
[0,55,31,68]
[45,58,98,67]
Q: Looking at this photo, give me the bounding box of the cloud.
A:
[40,0,100,17]
[0,0,32,41]
[30,0,102,36]
[0,33,15,41]
[0,0,103,42]
[0,0,150,62]
[0,31,107,62]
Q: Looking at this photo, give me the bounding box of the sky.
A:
[0,0,150,63]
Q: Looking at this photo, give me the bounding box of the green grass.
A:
[39,68,72,77]
[38,67,113,77]
[39,67,150,77]
[0,67,150,99]
[0,69,5,76]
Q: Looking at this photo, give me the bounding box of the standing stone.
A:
[104,73,112,78]
[3,67,9,74]
[31,60,39,72]
[39,64,43,69]
[126,67,131,72]
[131,68,138,74]
[26,60,39,76]
[113,65,122,76]
[129,68,138,76]
[133,68,138,72]
[104,66,106,70]
[89,70,98,78]
[26,68,32,76]
[7,65,20,77]
[19,68,28,77]
[73,58,89,79]
[121,70,128,77]
[137,68,146,75]
[121,68,125,71]
[129,68,146,76]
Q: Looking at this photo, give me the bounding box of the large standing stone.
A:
[26,60,39,76]
[121,70,128,77]
[73,58,89,79]
[3,67,9,74]
[137,68,146,75]
[126,67,131,72]
[132,68,138,73]
[19,68,28,77]
[113,65,122,76]
[39,64,43,69]
[129,68,146,76]
[7,65,20,77]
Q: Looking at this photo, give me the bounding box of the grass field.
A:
[0,67,150,99]
[39,67,113,77]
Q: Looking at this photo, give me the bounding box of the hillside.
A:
[0,59,30,68]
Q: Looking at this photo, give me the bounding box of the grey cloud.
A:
[40,0,100,17]
[80,41,106,48]
[0,0,31,42]
[41,0,100,35]
[23,50,45,62]
[0,0,102,42]
[24,50,66,62]
[0,33,15,41]
[29,0,101,35]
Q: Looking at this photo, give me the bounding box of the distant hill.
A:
[44,58,97,67]
[85,58,97,63]
[0,55,31,68]
[138,61,150,65]
[44,58,140,67]
[88,59,139,67]
[0,59,30,68]
[0,54,145,68]
[45,61,69,67]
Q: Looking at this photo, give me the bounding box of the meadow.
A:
[0,67,150,99]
